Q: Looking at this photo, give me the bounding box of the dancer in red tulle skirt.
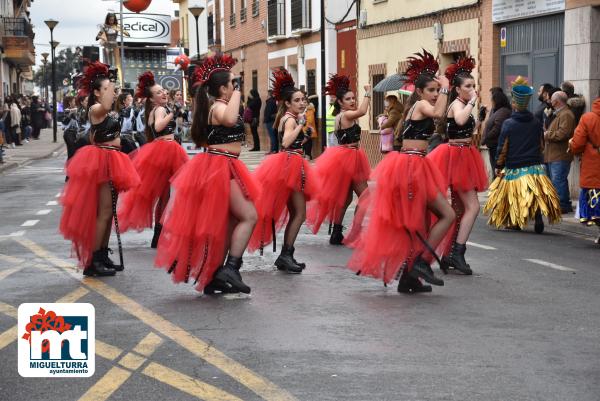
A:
[346,50,455,294]
[60,60,140,276]
[248,68,319,273]
[118,71,188,246]
[155,53,258,294]
[427,57,489,275]
[306,74,371,244]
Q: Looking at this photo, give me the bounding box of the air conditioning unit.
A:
[433,22,444,41]
[358,9,367,29]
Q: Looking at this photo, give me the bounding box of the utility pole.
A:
[320,0,326,151]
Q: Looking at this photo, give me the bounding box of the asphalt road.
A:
[0,154,599,401]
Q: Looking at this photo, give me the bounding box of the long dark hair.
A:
[402,74,436,121]
[191,70,232,147]
[273,87,300,134]
[105,13,117,25]
[114,93,130,114]
[448,73,474,107]
[332,88,350,116]
[491,89,510,111]
[85,77,109,117]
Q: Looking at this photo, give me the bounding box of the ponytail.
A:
[144,97,154,142]
[191,84,210,147]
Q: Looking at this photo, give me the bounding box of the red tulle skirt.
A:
[248,151,320,252]
[59,145,140,267]
[427,143,489,192]
[154,152,260,291]
[346,152,446,284]
[118,140,188,232]
[306,146,371,233]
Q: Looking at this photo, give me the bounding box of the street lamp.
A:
[41,52,49,102]
[188,5,205,60]
[45,19,59,143]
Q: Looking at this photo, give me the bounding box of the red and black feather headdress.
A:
[135,71,155,98]
[271,68,296,101]
[190,52,237,88]
[76,59,111,97]
[445,56,476,85]
[325,74,351,96]
[404,49,439,84]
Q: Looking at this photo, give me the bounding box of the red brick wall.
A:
[479,0,500,108]
[223,0,268,51]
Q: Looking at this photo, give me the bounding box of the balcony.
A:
[291,0,311,35]
[267,0,285,40]
[230,13,236,26]
[252,1,259,17]
[240,7,247,22]
[1,17,35,66]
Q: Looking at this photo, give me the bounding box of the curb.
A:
[0,142,65,174]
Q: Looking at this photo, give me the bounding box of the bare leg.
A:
[427,192,456,249]
[228,179,258,257]
[95,183,113,252]
[283,191,306,247]
[455,189,480,244]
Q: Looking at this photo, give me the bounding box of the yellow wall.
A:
[357,18,480,129]
[366,0,478,24]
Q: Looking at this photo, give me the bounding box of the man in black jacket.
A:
[263,90,278,153]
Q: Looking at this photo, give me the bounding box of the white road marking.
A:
[9,231,25,237]
[21,220,39,227]
[46,201,58,206]
[524,259,576,272]
[55,193,61,198]
[466,241,497,250]
[36,209,52,215]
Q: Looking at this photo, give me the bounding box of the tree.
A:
[32,47,81,96]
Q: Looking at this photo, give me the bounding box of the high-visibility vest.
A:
[326,104,336,135]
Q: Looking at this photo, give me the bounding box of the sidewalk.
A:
[0,128,65,173]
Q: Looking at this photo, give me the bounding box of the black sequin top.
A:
[402,118,435,140]
[150,107,177,137]
[336,124,362,144]
[446,115,476,139]
[91,113,121,143]
[279,115,305,150]
[207,116,245,145]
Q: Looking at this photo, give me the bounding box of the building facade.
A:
[0,0,36,98]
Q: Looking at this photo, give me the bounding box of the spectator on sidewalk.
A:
[482,87,512,176]
[561,81,586,126]
[544,91,576,213]
[247,89,262,151]
[264,90,278,153]
[376,95,403,153]
[20,97,32,143]
[326,96,337,147]
[535,83,554,124]
[303,100,318,160]
[30,96,45,140]
[569,88,600,244]
[8,98,22,147]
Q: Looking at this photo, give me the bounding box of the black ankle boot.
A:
[212,255,251,294]
[329,224,344,245]
[409,256,444,286]
[534,210,544,234]
[445,243,473,275]
[83,250,116,277]
[204,275,240,295]
[100,248,123,271]
[397,270,432,294]
[151,223,162,249]
[289,246,306,270]
[275,245,303,274]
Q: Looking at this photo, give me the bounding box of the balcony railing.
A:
[252,1,259,17]
[240,7,247,22]
[291,0,311,33]
[2,17,35,39]
[229,13,236,26]
[267,0,285,38]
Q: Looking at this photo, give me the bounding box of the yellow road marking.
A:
[0,254,24,264]
[0,325,17,351]
[0,301,18,318]
[56,287,89,303]
[17,238,298,401]
[118,352,146,371]
[132,331,163,357]
[96,340,123,361]
[143,362,243,401]
[78,366,131,401]
[0,266,24,281]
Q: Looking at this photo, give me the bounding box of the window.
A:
[207,13,214,45]
[267,0,285,38]
[372,74,385,128]
[230,0,236,26]
[306,69,316,96]
[291,0,311,32]
[252,0,259,17]
[240,0,248,21]
[252,70,258,91]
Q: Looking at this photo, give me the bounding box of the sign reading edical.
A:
[492,0,565,23]
[121,13,171,44]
